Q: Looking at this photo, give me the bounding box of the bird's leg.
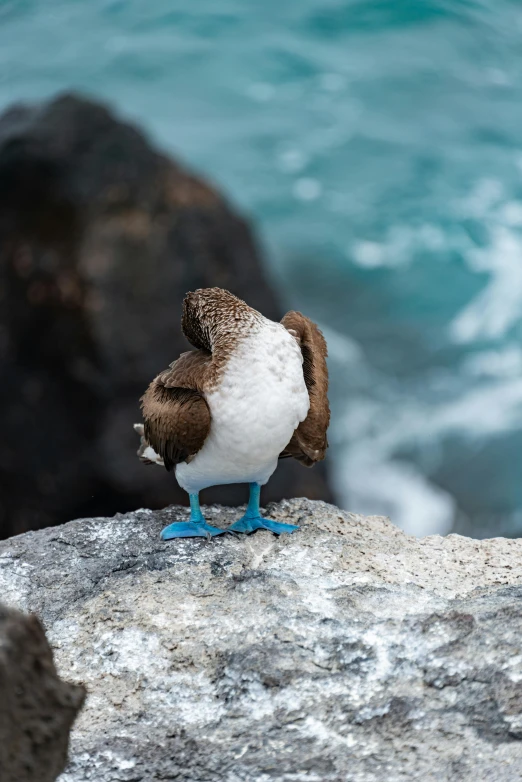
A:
[226,483,300,535]
[160,493,225,540]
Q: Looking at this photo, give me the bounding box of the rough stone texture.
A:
[0,93,332,539]
[1,499,522,780]
[0,604,85,782]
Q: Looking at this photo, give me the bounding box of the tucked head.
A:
[182,288,259,352]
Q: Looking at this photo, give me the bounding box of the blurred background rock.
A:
[1,1,522,539]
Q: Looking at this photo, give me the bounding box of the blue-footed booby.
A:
[135,287,329,539]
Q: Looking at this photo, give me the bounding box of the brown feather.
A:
[280,311,330,467]
[140,351,213,472]
[159,349,216,393]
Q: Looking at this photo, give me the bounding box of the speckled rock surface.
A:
[0,604,85,782]
[1,498,522,781]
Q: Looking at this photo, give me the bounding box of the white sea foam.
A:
[333,180,522,536]
[457,178,504,218]
[450,179,522,343]
[463,345,522,378]
[293,177,322,201]
[332,365,522,536]
[277,148,308,173]
[334,455,456,537]
[451,226,522,343]
[351,223,445,269]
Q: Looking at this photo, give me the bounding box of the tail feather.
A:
[133,423,164,467]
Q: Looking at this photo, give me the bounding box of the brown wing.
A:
[280,311,330,467]
[140,350,212,471]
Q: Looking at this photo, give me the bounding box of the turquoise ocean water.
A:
[2,0,522,537]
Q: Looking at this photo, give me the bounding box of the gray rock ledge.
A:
[1,498,522,781]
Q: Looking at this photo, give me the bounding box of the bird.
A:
[134,287,329,540]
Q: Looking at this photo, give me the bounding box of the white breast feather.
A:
[175,318,309,493]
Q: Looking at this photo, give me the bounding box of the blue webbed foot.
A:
[161,493,224,540]
[226,483,300,535]
[227,516,299,535]
[160,521,224,540]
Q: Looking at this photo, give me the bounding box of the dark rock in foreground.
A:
[1,499,522,780]
[0,93,332,539]
[0,604,85,782]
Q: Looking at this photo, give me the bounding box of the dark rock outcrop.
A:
[0,604,85,782]
[0,93,332,539]
[2,499,522,780]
